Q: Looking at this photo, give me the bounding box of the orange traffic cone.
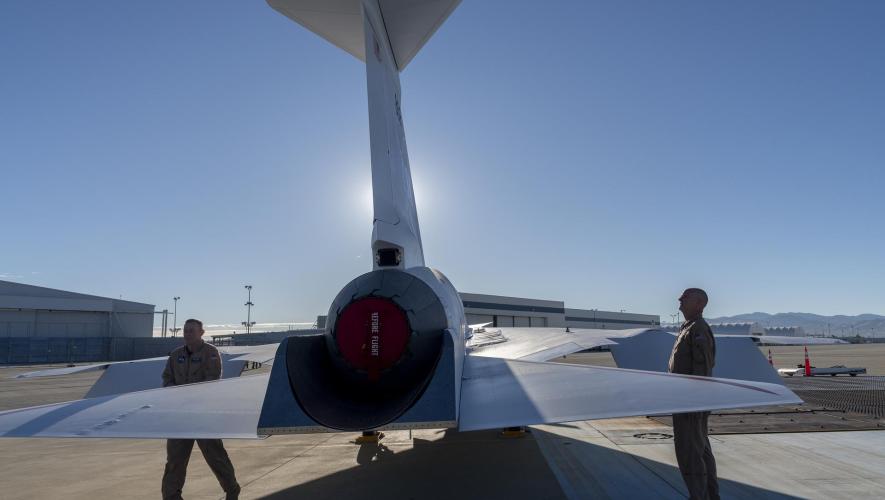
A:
[768,349,773,366]
[804,346,812,377]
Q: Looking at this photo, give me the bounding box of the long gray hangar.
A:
[0,0,800,440]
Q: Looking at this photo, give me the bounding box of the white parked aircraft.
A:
[0,0,801,439]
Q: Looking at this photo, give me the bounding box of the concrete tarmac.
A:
[764,344,885,376]
[4,346,885,499]
[0,366,564,500]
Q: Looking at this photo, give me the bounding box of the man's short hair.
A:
[184,318,203,329]
[684,288,709,307]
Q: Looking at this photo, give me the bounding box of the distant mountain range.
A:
[706,312,885,337]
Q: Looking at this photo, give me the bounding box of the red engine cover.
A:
[335,297,410,377]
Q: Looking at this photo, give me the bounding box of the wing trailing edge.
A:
[0,375,269,439]
[458,356,802,432]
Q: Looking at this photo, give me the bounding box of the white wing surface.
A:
[468,327,651,362]
[0,374,269,439]
[13,344,279,380]
[14,358,165,379]
[218,343,281,363]
[12,344,279,399]
[458,356,802,432]
[747,335,847,345]
[609,330,784,385]
[83,357,247,398]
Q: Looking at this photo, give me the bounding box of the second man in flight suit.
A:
[161,318,241,500]
[668,288,719,500]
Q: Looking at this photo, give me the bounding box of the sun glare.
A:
[345,162,438,224]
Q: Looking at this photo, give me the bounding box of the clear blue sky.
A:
[2,1,884,326]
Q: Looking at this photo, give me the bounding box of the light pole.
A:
[242,285,255,334]
[154,309,170,338]
[171,296,181,337]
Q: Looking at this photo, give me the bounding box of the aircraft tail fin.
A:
[271,1,460,269]
[362,0,423,269]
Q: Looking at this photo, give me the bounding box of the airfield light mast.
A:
[155,309,170,338]
[243,285,255,335]
[171,296,181,337]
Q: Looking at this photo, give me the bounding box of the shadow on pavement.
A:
[258,427,803,500]
[532,427,805,500]
[259,428,564,500]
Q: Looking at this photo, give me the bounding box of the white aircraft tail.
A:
[268,0,461,269]
[363,0,423,269]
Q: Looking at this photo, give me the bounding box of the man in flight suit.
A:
[668,288,719,500]
[161,318,241,500]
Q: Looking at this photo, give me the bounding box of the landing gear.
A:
[355,430,384,444]
[500,426,527,438]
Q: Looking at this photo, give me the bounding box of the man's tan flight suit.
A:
[668,318,719,500]
[161,342,240,500]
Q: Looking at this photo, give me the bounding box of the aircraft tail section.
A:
[270,0,461,270]
[363,0,424,269]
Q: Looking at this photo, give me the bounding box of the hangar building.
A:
[0,280,154,338]
[709,322,765,336]
[764,326,807,337]
[460,293,659,330]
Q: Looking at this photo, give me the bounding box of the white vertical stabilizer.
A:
[363,0,424,270]
[268,0,460,270]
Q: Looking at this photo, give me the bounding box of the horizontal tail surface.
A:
[459,356,802,432]
[268,0,461,71]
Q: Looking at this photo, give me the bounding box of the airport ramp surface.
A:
[533,418,885,500]
[2,364,885,499]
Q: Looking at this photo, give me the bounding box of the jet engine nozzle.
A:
[285,268,457,430]
[334,296,411,380]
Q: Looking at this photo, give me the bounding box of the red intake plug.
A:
[335,297,410,380]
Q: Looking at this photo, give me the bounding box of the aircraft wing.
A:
[13,343,279,380]
[0,374,269,439]
[458,355,802,432]
[14,357,166,379]
[747,335,847,345]
[468,327,651,362]
[12,344,280,398]
[217,343,282,363]
[610,330,785,384]
[82,357,248,398]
